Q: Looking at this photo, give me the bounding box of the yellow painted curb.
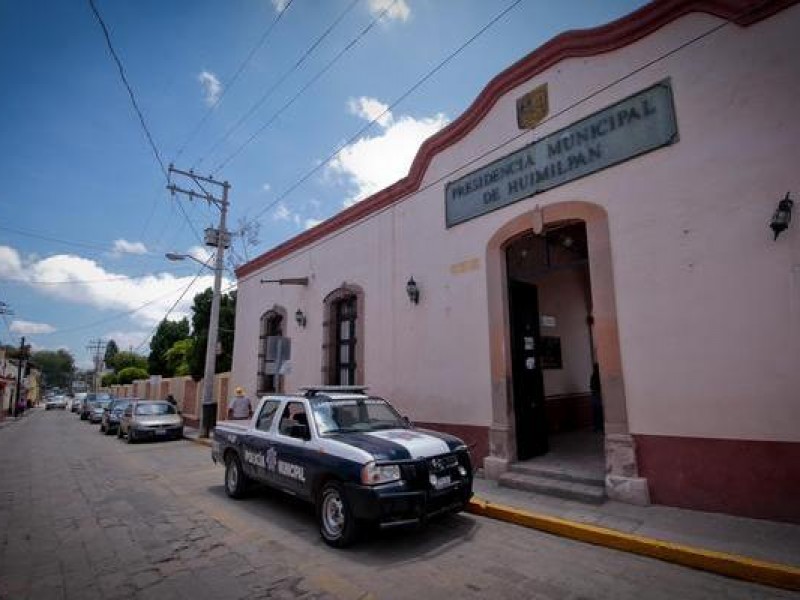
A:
[467,498,800,591]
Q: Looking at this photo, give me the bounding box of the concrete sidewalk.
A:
[180,424,798,588]
[0,406,40,430]
[472,477,800,568]
[182,424,211,446]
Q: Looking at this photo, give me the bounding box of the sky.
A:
[0,0,647,371]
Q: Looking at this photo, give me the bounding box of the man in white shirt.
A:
[227,387,252,420]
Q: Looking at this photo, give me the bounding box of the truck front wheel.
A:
[224,454,249,499]
[318,481,358,548]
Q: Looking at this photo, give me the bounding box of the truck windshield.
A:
[311,398,407,435]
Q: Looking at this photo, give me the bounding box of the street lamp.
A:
[166,252,210,266]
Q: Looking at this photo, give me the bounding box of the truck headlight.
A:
[361,462,401,485]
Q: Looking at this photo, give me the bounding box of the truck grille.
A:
[428,454,459,473]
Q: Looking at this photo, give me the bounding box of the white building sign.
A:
[445,80,678,227]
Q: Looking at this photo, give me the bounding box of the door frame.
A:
[483,201,633,480]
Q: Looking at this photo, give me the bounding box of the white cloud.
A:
[368,0,410,22]
[112,239,148,256]
[328,99,449,206]
[103,330,151,352]
[272,202,322,231]
[273,202,291,221]
[10,320,56,335]
[188,246,213,264]
[271,0,291,11]
[0,245,228,327]
[348,97,393,127]
[262,183,271,192]
[76,358,96,370]
[198,70,222,106]
[0,245,24,279]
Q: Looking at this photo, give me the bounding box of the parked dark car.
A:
[80,392,111,420]
[100,399,133,435]
[89,398,114,424]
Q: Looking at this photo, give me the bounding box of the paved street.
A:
[0,410,794,600]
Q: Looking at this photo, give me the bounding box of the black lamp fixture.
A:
[770,192,793,240]
[406,277,420,305]
[294,309,307,328]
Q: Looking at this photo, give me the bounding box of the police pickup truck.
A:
[211,386,473,547]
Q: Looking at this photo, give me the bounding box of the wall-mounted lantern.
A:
[770,192,793,240]
[406,277,420,305]
[294,309,307,328]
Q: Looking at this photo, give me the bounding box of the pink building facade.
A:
[233,0,800,522]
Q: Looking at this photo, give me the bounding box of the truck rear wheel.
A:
[318,481,358,548]
[224,454,249,499]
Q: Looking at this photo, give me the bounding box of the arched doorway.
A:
[505,221,599,464]
[484,202,649,504]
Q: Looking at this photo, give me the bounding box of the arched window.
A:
[258,309,284,394]
[322,285,364,385]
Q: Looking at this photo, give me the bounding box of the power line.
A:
[87,0,205,250]
[0,224,202,268]
[192,0,360,169]
[173,0,296,161]
[212,0,402,173]
[238,10,738,282]
[134,260,211,352]
[88,0,168,180]
[0,224,119,253]
[249,0,526,222]
[51,279,210,336]
[0,272,193,286]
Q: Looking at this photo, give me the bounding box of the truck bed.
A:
[214,420,249,434]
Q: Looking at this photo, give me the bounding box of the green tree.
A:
[101,372,118,387]
[189,288,236,381]
[104,340,119,368]
[148,318,190,376]
[108,351,147,373]
[165,338,193,377]
[117,367,148,385]
[30,349,75,390]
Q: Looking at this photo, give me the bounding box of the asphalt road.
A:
[0,409,793,600]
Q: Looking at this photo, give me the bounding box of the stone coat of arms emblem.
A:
[516,83,549,129]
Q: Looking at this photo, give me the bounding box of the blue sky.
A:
[0,0,646,370]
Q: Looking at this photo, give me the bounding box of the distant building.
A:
[232,0,799,522]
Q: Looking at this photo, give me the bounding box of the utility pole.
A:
[167,164,230,437]
[86,338,107,392]
[13,337,29,418]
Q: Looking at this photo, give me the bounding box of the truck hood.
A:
[327,428,465,461]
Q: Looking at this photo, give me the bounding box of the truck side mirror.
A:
[289,423,310,441]
[402,416,412,427]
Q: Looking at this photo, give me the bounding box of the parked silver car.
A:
[45,395,67,410]
[118,401,183,443]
